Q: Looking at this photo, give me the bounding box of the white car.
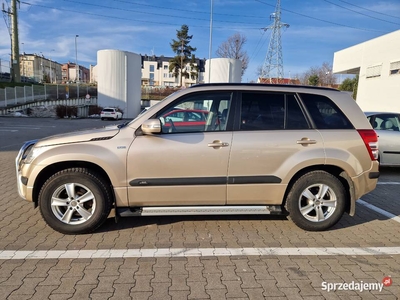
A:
[100,107,123,120]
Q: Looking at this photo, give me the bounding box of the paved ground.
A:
[0,117,399,299]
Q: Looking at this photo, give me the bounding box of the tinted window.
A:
[240,93,308,130]
[300,93,353,129]
[158,92,232,133]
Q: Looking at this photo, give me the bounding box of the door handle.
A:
[208,140,229,148]
[297,137,317,145]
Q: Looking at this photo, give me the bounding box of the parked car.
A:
[162,109,210,132]
[365,112,400,166]
[100,107,123,120]
[16,83,379,234]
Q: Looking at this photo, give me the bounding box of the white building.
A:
[204,58,242,83]
[333,30,400,112]
[97,50,142,119]
[141,55,205,87]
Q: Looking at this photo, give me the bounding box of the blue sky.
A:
[1,0,399,82]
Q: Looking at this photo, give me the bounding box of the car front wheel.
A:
[285,171,346,231]
[38,168,112,234]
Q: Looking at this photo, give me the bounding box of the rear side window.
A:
[240,93,309,130]
[299,93,353,129]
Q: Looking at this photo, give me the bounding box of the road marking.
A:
[1,247,400,260]
[358,199,400,224]
[377,182,400,185]
[0,130,18,132]
[1,127,40,130]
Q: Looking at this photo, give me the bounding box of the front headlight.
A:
[24,146,47,164]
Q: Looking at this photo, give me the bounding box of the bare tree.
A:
[216,33,249,77]
[294,62,337,86]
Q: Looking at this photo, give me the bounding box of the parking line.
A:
[358,199,400,224]
[1,247,400,260]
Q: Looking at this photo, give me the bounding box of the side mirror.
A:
[142,119,162,134]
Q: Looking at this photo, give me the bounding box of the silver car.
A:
[366,112,400,166]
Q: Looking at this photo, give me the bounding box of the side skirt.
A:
[117,205,283,217]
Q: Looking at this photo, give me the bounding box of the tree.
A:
[297,62,337,86]
[339,75,359,99]
[308,74,319,86]
[169,24,197,86]
[216,33,249,77]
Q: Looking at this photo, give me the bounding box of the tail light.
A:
[357,129,379,160]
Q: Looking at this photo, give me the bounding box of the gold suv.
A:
[16,84,379,234]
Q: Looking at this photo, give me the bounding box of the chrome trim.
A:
[140,205,281,216]
[15,140,38,200]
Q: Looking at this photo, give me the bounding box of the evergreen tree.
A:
[169,24,197,86]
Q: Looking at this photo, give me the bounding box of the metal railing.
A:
[0,84,98,109]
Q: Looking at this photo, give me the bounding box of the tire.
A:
[285,171,346,231]
[38,168,112,234]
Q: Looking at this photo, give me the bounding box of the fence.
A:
[0,84,98,109]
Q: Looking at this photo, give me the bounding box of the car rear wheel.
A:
[285,171,346,231]
[38,168,112,234]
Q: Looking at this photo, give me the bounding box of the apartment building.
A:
[62,62,90,83]
[19,53,62,83]
[141,55,205,87]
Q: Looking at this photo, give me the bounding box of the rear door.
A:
[227,91,325,205]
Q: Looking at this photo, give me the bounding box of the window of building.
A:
[366,64,382,78]
[150,65,155,72]
[390,60,400,75]
[164,65,168,70]
[149,73,154,80]
[163,73,168,78]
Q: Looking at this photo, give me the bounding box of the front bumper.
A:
[15,140,37,200]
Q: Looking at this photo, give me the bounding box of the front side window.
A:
[300,93,353,129]
[157,92,232,133]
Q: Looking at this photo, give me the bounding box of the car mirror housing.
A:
[142,119,162,134]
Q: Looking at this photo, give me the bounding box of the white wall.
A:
[333,30,400,112]
[204,58,242,83]
[97,50,141,119]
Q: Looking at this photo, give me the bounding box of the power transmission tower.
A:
[260,0,289,84]
[2,0,21,82]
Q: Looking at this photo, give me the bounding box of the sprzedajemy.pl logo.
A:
[322,277,392,293]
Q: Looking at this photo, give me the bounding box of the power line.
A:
[254,0,386,33]
[324,0,400,26]
[23,2,263,29]
[60,0,267,26]
[112,0,267,19]
[337,0,400,20]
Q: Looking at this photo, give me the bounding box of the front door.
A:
[127,91,234,207]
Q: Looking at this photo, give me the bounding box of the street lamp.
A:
[49,49,55,83]
[40,51,44,83]
[75,35,79,98]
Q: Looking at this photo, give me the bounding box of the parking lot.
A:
[0,117,399,299]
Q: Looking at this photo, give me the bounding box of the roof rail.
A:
[190,83,339,91]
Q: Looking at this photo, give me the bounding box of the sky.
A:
[0,0,399,82]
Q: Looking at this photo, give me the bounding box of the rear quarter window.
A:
[299,93,353,129]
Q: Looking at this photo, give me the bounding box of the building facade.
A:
[61,62,90,84]
[141,55,205,87]
[19,54,62,83]
[333,30,400,112]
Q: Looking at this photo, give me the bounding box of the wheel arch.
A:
[282,164,354,215]
[32,161,114,208]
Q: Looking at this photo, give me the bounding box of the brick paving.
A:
[0,117,399,299]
